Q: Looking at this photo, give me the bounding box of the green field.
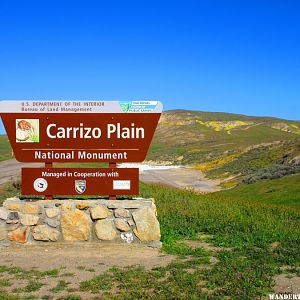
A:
[219,174,300,207]
[148,110,300,164]
[1,175,300,298]
[0,136,11,162]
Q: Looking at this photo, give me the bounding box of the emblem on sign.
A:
[16,119,40,143]
[119,102,132,112]
[33,178,48,192]
[75,180,86,194]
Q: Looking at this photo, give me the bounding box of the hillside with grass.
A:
[148,110,300,185]
[0,135,11,162]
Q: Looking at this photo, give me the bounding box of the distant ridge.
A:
[163,109,297,122]
[147,109,300,185]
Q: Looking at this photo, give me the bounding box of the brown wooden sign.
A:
[22,168,139,196]
[0,101,162,162]
[1,100,162,198]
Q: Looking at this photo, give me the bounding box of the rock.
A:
[106,199,153,209]
[7,224,19,231]
[0,208,9,220]
[6,197,20,201]
[0,241,10,247]
[90,206,111,220]
[271,241,280,250]
[61,210,91,241]
[45,208,59,218]
[95,219,118,240]
[8,211,19,220]
[151,201,158,215]
[289,155,300,166]
[114,208,131,218]
[148,241,162,249]
[127,219,135,227]
[20,214,39,226]
[0,224,6,241]
[6,219,19,224]
[5,203,40,214]
[6,212,19,224]
[132,208,161,241]
[44,218,60,228]
[120,232,134,243]
[114,219,131,232]
[61,203,74,211]
[209,256,219,264]
[76,202,90,210]
[37,218,44,225]
[44,203,54,208]
[4,203,22,211]
[8,227,29,243]
[32,225,60,242]
[23,203,41,214]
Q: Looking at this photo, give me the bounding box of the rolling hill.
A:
[0,135,11,162]
[147,110,300,185]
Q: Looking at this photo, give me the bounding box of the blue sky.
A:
[0,1,299,134]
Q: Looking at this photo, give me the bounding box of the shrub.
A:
[242,165,300,184]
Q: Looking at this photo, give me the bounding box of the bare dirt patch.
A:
[0,243,175,299]
[180,239,231,253]
[140,167,221,192]
[0,243,174,272]
[273,274,300,293]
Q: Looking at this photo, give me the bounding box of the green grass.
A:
[56,296,81,300]
[77,180,300,299]
[80,259,211,298]
[14,281,44,293]
[50,280,70,293]
[0,266,61,299]
[219,174,300,207]
[0,291,20,300]
[140,182,300,298]
[0,265,60,280]
[140,181,300,257]
[1,175,300,298]
[0,136,11,162]
[0,279,12,287]
[0,181,21,206]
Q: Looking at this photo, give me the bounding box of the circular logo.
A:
[33,178,48,192]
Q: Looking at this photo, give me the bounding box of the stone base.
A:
[0,198,161,248]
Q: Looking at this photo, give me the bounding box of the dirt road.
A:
[0,160,220,192]
[139,167,220,192]
[0,159,42,185]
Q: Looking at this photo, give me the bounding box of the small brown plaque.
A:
[22,168,139,196]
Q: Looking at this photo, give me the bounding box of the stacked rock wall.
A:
[0,198,161,247]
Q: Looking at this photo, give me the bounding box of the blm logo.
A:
[75,180,86,194]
